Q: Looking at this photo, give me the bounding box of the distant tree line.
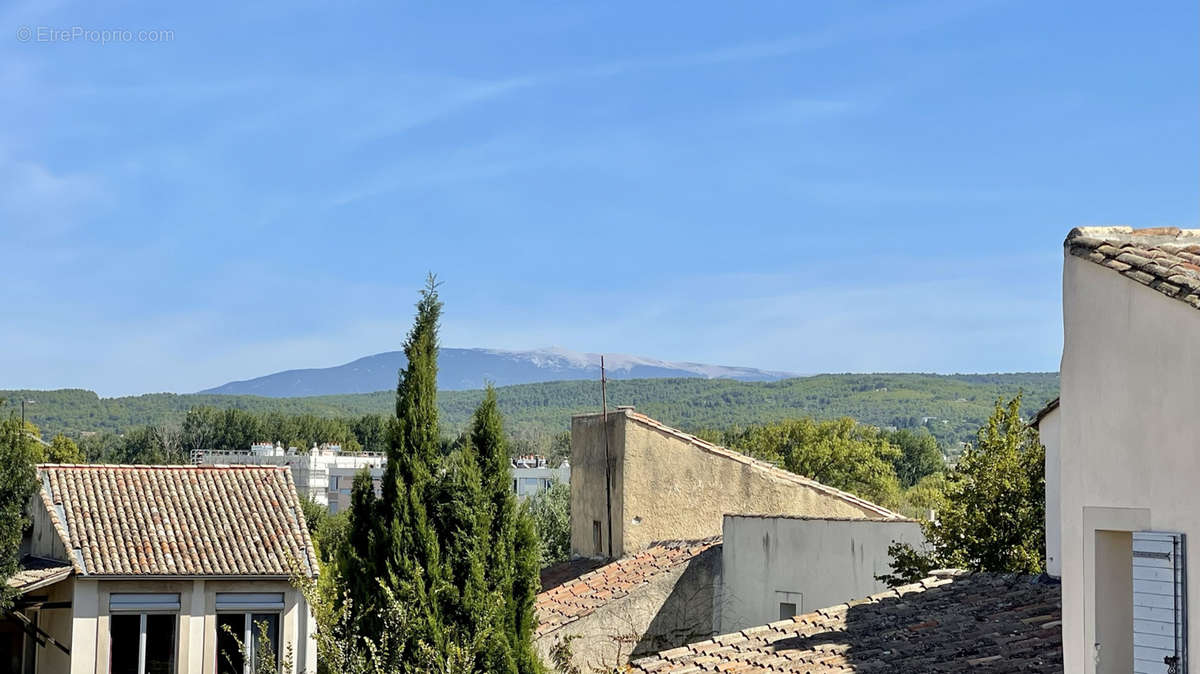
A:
[6,371,1059,452]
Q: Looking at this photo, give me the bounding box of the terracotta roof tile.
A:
[535,538,721,637]
[6,556,73,593]
[1067,226,1200,309]
[37,464,317,577]
[629,572,1062,673]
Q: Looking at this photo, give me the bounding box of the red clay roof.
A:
[625,411,902,520]
[629,571,1062,672]
[536,538,721,637]
[38,464,317,577]
[1067,226,1200,310]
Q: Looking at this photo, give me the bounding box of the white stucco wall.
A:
[1037,406,1062,578]
[717,515,924,633]
[1060,255,1200,674]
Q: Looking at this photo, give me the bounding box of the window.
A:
[593,520,603,556]
[216,593,284,674]
[328,475,339,490]
[775,590,803,622]
[109,594,179,674]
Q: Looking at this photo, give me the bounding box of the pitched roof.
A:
[1032,397,1059,427]
[1066,226,1200,310]
[37,464,317,577]
[6,556,72,594]
[536,538,721,637]
[624,412,902,520]
[630,571,1062,673]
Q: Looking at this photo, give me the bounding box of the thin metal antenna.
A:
[601,356,613,559]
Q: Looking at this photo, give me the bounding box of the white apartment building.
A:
[194,444,568,511]
[192,442,385,514]
[511,455,569,500]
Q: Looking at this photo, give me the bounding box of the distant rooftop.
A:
[1067,226,1200,310]
[535,537,721,638]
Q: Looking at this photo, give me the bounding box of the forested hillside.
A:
[4,372,1057,451]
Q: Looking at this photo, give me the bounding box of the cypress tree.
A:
[337,274,448,657]
[337,276,543,671]
[383,273,447,656]
[468,387,543,673]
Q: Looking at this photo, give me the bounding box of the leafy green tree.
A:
[299,495,329,536]
[351,414,390,453]
[314,509,350,566]
[545,431,570,467]
[0,416,41,610]
[526,481,570,566]
[46,434,84,463]
[880,396,1046,585]
[722,417,904,508]
[881,428,944,488]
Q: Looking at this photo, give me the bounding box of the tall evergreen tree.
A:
[378,273,447,656]
[337,277,542,672]
[468,387,542,672]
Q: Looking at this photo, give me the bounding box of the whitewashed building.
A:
[193,443,385,514]
[510,455,569,500]
[1044,226,1200,674]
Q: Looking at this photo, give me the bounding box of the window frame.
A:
[108,594,180,674]
[215,593,285,674]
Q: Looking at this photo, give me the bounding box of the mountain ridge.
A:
[199,346,796,397]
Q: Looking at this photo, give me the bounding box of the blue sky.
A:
[2,0,1196,397]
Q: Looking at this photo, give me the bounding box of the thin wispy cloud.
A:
[2,0,1194,395]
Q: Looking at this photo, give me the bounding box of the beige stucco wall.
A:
[1059,255,1200,674]
[1038,406,1062,578]
[717,515,924,632]
[536,546,720,672]
[571,410,891,559]
[28,576,314,674]
[570,413,625,558]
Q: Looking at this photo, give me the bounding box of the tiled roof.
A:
[536,538,721,637]
[630,571,1062,673]
[1067,226,1200,310]
[38,464,317,577]
[625,412,902,520]
[540,557,605,593]
[6,556,72,593]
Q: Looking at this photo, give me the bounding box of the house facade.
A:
[4,464,319,674]
[1052,226,1200,674]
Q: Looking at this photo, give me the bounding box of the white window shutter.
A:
[1133,531,1187,674]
